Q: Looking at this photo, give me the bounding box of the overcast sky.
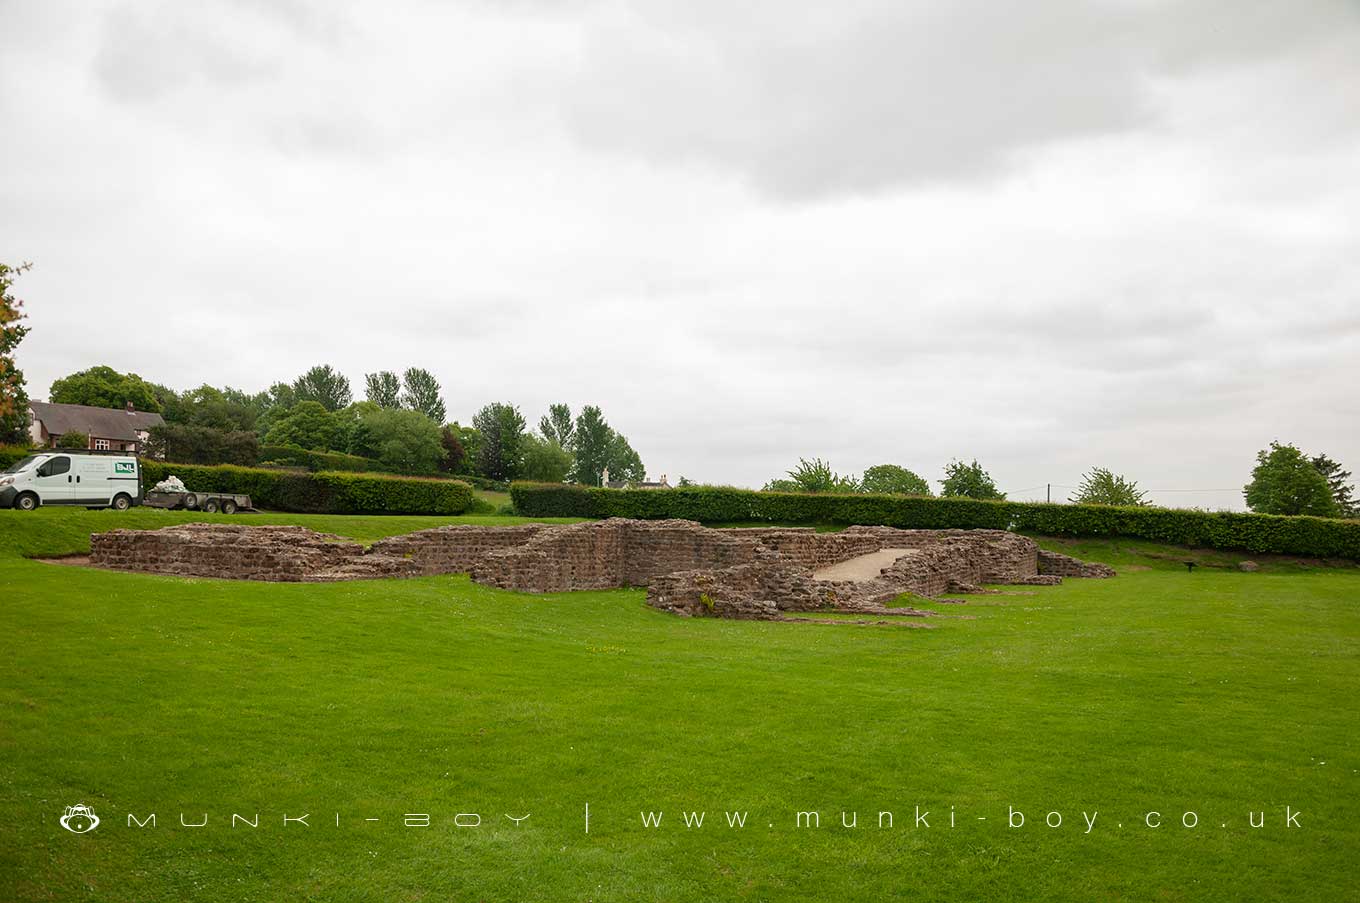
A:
[4,0,1358,507]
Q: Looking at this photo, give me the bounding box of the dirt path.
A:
[813,548,916,582]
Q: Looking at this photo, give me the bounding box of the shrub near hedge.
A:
[142,461,472,515]
[0,445,35,470]
[256,445,385,473]
[509,482,1360,560]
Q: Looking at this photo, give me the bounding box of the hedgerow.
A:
[256,445,385,473]
[509,482,1360,559]
[141,461,472,515]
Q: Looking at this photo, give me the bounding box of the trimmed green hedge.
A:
[256,445,508,491]
[256,445,386,473]
[509,482,1360,560]
[142,461,472,515]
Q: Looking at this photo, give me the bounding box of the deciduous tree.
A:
[291,365,351,411]
[861,464,932,496]
[400,367,446,423]
[539,403,574,448]
[763,458,860,493]
[472,402,527,481]
[1311,453,1358,518]
[940,459,1006,500]
[1070,467,1149,506]
[365,371,402,408]
[569,405,613,485]
[262,401,340,451]
[49,365,161,412]
[521,434,573,483]
[1244,442,1338,517]
[0,261,31,443]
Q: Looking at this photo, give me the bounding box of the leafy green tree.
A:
[54,430,89,449]
[364,371,402,408]
[346,407,442,473]
[1244,442,1338,516]
[400,367,446,422]
[1070,467,1148,506]
[1311,453,1358,518]
[861,464,932,496]
[569,405,613,485]
[763,458,860,493]
[147,424,257,465]
[290,365,352,411]
[521,434,574,482]
[605,432,645,483]
[472,402,527,481]
[538,403,574,448]
[167,385,260,432]
[262,401,340,451]
[0,261,31,443]
[940,459,1006,500]
[49,365,161,412]
[445,423,482,476]
[253,382,300,438]
[438,425,466,474]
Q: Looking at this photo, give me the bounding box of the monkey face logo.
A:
[60,804,99,834]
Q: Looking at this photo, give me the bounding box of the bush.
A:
[148,424,258,465]
[509,483,1360,560]
[257,445,383,473]
[0,444,35,469]
[141,461,472,515]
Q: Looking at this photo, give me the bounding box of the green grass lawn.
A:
[2,510,1357,901]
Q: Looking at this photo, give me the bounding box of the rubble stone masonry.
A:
[87,518,1114,618]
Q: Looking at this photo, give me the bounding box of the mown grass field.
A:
[2,509,1357,901]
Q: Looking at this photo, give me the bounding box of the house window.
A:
[94,438,110,450]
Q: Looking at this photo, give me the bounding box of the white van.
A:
[0,451,142,511]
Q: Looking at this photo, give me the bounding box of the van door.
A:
[32,455,74,504]
[109,458,140,505]
[74,456,113,505]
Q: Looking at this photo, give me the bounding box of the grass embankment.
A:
[1,509,1357,902]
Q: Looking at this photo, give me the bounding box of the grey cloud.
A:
[561,0,1360,199]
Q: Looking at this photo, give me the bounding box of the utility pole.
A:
[1046,483,1051,504]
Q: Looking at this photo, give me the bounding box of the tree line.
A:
[23,360,648,486]
[761,447,1358,517]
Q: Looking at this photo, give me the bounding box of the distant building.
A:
[28,401,165,454]
[602,469,672,490]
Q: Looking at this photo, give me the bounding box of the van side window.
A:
[38,456,71,477]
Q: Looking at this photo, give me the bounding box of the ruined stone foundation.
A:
[89,519,1114,619]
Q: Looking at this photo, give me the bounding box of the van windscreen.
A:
[3,456,40,474]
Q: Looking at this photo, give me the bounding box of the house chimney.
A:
[126,401,135,413]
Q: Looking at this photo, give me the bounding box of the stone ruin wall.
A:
[86,518,1114,618]
[369,524,552,576]
[470,519,771,592]
[1038,549,1118,579]
[89,524,419,582]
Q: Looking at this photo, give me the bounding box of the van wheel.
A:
[15,492,38,511]
[221,500,238,515]
[112,494,131,511]
[203,499,219,514]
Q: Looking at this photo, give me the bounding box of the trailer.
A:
[143,489,253,514]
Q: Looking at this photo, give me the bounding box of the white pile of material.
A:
[152,476,188,493]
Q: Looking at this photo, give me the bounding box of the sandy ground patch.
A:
[813,548,916,582]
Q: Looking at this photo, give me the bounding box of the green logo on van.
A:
[114,462,135,474]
